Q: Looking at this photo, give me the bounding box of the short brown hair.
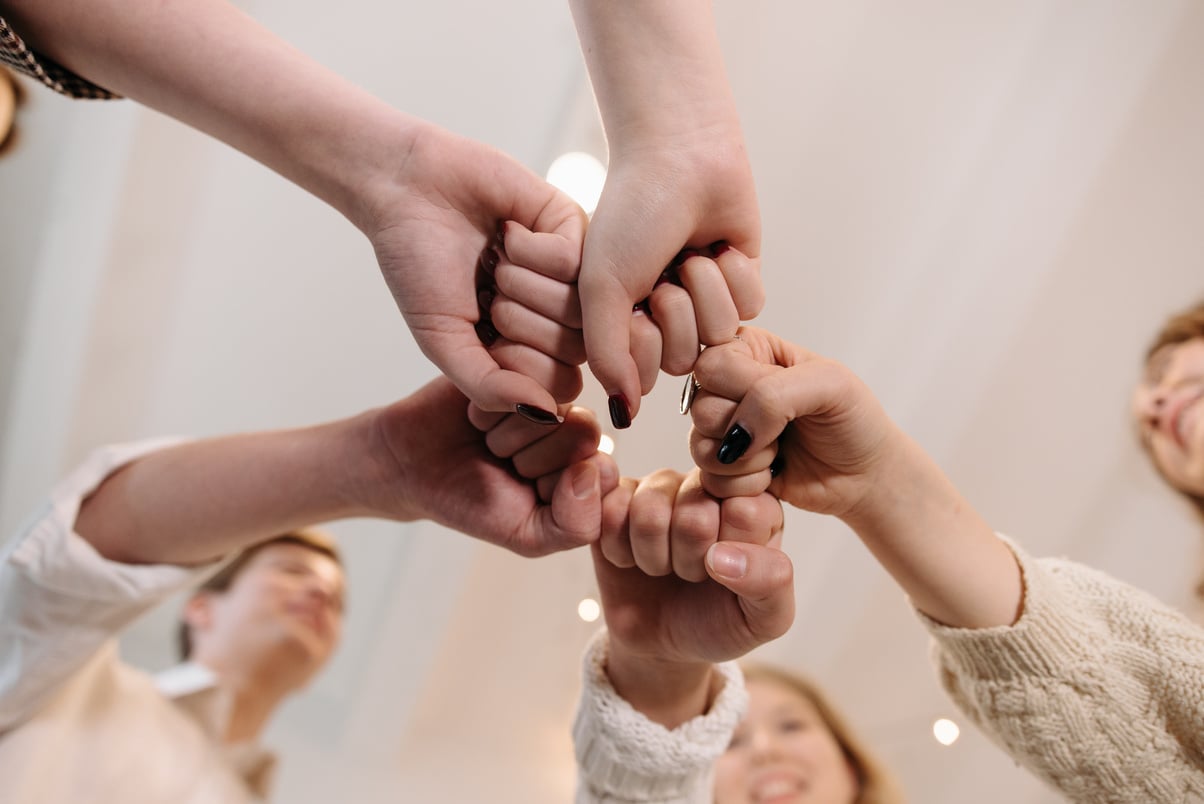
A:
[741,664,906,804]
[177,529,342,660]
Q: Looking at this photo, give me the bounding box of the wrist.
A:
[605,638,720,729]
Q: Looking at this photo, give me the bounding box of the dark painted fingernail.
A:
[717,424,752,464]
[608,394,632,429]
[515,404,563,425]
[475,318,500,347]
[769,452,786,478]
[480,249,499,275]
[477,286,496,312]
[710,240,732,256]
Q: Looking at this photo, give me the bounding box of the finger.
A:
[648,283,700,376]
[521,458,604,557]
[466,402,508,432]
[491,290,587,366]
[511,408,601,479]
[713,244,765,321]
[691,338,775,402]
[484,403,575,459]
[679,255,739,345]
[499,220,582,284]
[538,451,619,506]
[427,326,562,416]
[630,308,664,395]
[719,493,784,547]
[626,469,684,576]
[581,270,644,429]
[700,468,774,500]
[490,340,583,405]
[669,471,721,582]
[705,542,795,642]
[691,430,776,478]
[600,477,638,568]
[494,262,583,329]
[688,391,740,439]
[716,361,851,466]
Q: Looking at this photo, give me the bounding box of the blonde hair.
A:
[176,529,341,659]
[741,664,906,804]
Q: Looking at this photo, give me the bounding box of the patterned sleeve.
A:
[921,536,1204,803]
[573,629,748,804]
[1,16,119,99]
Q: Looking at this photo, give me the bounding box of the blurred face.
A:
[195,543,345,678]
[713,678,860,804]
[1133,338,1204,497]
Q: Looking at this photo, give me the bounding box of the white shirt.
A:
[0,439,276,802]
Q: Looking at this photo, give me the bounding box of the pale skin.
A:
[714,678,859,804]
[593,469,791,729]
[3,0,759,423]
[0,0,586,418]
[569,0,763,427]
[689,325,1025,630]
[183,542,346,743]
[1132,337,1204,498]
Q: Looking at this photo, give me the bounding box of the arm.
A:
[1,375,613,730]
[0,0,586,415]
[690,326,1023,629]
[692,327,1204,799]
[568,1,763,426]
[575,469,792,803]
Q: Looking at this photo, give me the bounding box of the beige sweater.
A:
[922,538,1204,803]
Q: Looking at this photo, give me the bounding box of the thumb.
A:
[535,459,604,555]
[581,277,643,429]
[705,542,795,642]
[432,324,560,417]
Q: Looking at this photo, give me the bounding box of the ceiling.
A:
[3,1,1204,801]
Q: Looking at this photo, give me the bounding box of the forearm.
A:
[568,0,742,151]
[1,0,419,229]
[75,409,409,566]
[842,434,1024,629]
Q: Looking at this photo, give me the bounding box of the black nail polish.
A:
[480,249,498,275]
[477,286,496,312]
[475,318,500,347]
[515,404,562,426]
[769,452,786,478]
[717,424,752,465]
[608,394,631,429]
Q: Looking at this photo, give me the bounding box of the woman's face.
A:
[713,677,860,804]
[1133,337,1204,497]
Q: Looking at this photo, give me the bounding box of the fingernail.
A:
[710,240,731,256]
[608,394,631,429]
[632,299,651,316]
[477,286,496,312]
[717,424,752,464]
[769,452,786,478]
[475,318,500,347]
[515,404,562,426]
[571,463,597,499]
[708,543,747,580]
[480,249,499,275]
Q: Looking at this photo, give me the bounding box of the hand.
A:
[689,326,900,518]
[367,124,589,417]
[368,377,618,557]
[592,470,791,727]
[581,144,763,427]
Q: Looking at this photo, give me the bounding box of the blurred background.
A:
[3,1,1204,801]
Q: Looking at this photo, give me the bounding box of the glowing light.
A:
[546,152,606,215]
[577,597,601,623]
[933,718,960,746]
[598,435,615,455]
